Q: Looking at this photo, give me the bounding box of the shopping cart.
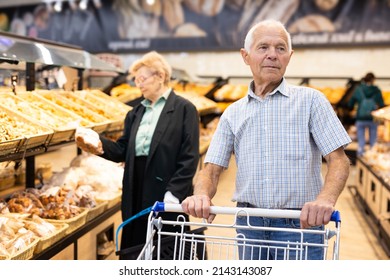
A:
[134,202,341,260]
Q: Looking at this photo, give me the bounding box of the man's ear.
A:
[240,48,249,65]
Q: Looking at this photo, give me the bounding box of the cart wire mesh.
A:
[117,202,341,260]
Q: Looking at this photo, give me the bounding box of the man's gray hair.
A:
[244,19,292,53]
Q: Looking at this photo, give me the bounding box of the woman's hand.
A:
[75,127,104,155]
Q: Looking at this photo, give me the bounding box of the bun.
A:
[288,14,335,33]
[163,0,184,30]
[183,0,225,17]
[315,0,339,11]
[174,23,207,37]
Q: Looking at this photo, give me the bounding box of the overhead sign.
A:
[1,0,390,53]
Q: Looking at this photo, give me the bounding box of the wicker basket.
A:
[44,208,89,235]
[96,192,121,209]
[85,201,108,222]
[0,138,24,157]
[0,236,40,260]
[0,105,54,151]
[0,175,15,191]
[36,91,111,133]
[34,223,69,254]
[17,91,93,128]
[0,92,76,145]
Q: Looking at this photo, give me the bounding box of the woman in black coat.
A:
[76,51,199,259]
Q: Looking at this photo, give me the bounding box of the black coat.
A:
[100,90,200,221]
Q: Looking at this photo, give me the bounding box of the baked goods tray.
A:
[85,201,108,222]
[36,91,111,134]
[96,192,121,209]
[0,237,40,260]
[34,223,69,254]
[44,208,89,235]
[17,91,93,130]
[0,104,54,151]
[106,119,124,133]
[57,91,125,133]
[75,89,133,117]
[0,138,24,157]
[0,92,76,146]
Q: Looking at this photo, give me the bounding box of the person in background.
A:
[181,19,351,260]
[76,51,200,259]
[348,72,385,156]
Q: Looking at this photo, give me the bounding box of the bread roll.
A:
[288,14,336,33]
[163,0,185,31]
[315,0,339,11]
[183,0,225,16]
[174,22,207,37]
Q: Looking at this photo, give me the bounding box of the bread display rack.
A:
[0,31,124,259]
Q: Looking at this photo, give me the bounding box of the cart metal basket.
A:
[136,202,341,260]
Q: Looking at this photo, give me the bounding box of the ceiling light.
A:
[79,0,88,10]
[53,1,62,12]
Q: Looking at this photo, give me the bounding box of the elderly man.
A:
[182,19,351,260]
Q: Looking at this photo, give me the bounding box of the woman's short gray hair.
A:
[130,51,172,86]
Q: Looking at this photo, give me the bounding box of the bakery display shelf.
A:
[0,237,40,260]
[85,201,108,223]
[0,138,24,157]
[34,223,69,254]
[358,157,390,191]
[0,105,54,151]
[96,192,122,209]
[74,89,132,118]
[17,91,93,128]
[32,202,120,260]
[44,208,89,235]
[36,91,111,134]
[0,32,125,260]
[56,91,121,121]
[0,92,76,146]
[350,157,390,256]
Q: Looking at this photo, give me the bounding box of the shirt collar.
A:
[141,88,171,107]
[246,78,289,102]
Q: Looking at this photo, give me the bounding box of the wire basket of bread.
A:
[0,215,40,260]
[74,89,133,132]
[0,92,76,145]
[36,90,111,134]
[0,104,54,152]
[24,215,69,254]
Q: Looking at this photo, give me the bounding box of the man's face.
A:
[241,25,293,85]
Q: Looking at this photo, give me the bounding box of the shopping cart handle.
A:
[330,210,341,223]
[152,202,341,223]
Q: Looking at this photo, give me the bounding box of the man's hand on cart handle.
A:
[300,199,335,229]
[181,195,216,224]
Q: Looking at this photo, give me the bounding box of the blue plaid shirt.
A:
[205,78,351,209]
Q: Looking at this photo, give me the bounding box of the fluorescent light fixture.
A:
[79,0,88,10]
[53,1,62,12]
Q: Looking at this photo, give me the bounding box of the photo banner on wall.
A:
[1,0,390,54]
